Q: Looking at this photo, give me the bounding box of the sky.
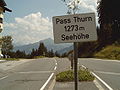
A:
[2,0,98,46]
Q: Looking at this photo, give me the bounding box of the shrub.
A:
[56,69,95,82]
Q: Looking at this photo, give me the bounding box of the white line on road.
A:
[55,63,57,66]
[54,66,57,70]
[0,76,8,81]
[92,72,113,90]
[40,73,54,90]
[81,65,87,69]
[93,79,104,90]
[81,65,113,90]
[18,71,53,74]
[40,58,57,90]
[87,58,120,62]
[54,59,57,71]
[95,71,120,76]
[54,59,57,64]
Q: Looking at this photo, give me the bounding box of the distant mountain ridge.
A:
[57,45,73,55]
[13,38,72,54]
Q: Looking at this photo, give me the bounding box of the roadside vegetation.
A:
[94,44,120,60]
[56,69,95,82]
[34,56,45,59]
[0,58,19,61]
[0,37,61,59]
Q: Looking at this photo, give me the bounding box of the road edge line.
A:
[40,73,54,90]
[0,76,8,80]
[47,76,56,90]
[81,65,113,90]
[91,72,113,90]
[93,79,104,90]
[40,58,57,90]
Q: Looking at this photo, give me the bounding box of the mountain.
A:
[13,38,72,54]
[57,45,73,55]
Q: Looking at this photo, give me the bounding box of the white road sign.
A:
[52,13,97,43]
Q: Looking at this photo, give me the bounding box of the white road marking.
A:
[40,73,54,90]
[93,79,104,90]
[54,66,57,70]
[95,71,120,76]
[81,65,87,69]
[0,76,8,80]
[54,59,57,70]
[81,65,113,90]
[18,71,53,74]
[87,58,120,62]
[40,58,57,90]
[92,72,113,90]
[55,63,57,66]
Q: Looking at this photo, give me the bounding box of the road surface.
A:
[0,58,56,90]
[79,58,120,90]
[1,58,119,90]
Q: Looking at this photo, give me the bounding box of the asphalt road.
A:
[79,58,120,90]
[1,58,120,90]
[0,58,56,90]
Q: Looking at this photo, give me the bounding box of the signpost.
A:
[52,13,97,43]
[52,13,97,90]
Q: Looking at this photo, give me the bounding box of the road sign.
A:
[52,13,97,43]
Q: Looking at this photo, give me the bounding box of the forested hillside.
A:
[77,0,120,59]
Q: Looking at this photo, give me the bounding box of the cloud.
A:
[78,0,98,25]
[67,0,97,13]
[4,0,98,46]
[5,12,53,46]
[79,0,97,12]
[66,0,98,24]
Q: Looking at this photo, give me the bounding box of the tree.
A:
[29,48,39,58]
[55,51,60,57]
[48,49,54,57]
[97,0,120,43]
[61,0,80,14]
[30,48,36,57]
[61,52,67,57]
[98,0,120,25]
[15,50,27,58]
[38,42,47,56]
[1,36,13,55]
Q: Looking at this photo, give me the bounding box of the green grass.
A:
[0,58,19,61]
[34,56,45,59]
[94,45,120,60]
[56,69,95,82]
[56,70,73,82]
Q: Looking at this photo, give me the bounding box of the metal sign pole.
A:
[74,42,78,90]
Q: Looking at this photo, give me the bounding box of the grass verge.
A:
[94,45,120,60]
[0,58,19,61]
[56,69,95,82]
[34,56,45,59]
